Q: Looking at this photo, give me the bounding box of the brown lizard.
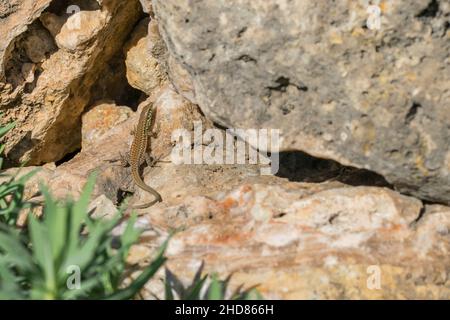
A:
[127,102,162,209]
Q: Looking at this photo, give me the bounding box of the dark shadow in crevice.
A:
[275,151,392,188]
[55,148,81,166]
[87,12,148,111]
[46,0,100,15]
[3,19,57,90]
[266,76,308,93]
[88,49,145,111]
[409,205,427,227]
[416,0,440,18]
[117,188,133,207]
[405,101,422,124]
[42,0,102,39]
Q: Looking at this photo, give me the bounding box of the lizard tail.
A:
[131,168,163,209]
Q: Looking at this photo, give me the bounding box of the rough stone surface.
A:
[124,18,168,95]
[0,0,142,165]
[139,0,153,15]
[55,10,108,52]
[152,0,450,204]
[136,184,450,299]
[1,84,207,205]
[2,0,450,301]
[5,105,449,299]
[88,194,118,220]
[81,101,133,150]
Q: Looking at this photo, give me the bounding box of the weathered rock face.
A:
[152,0,450,204]
[1,0,449,300]
[124,18,168,95]
[1,84,206,204]
[138,184,450,299]
[81,101,133,150]
[0,0,142,165]
[5,86,449,298]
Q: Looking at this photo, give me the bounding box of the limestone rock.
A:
[124,18,168,95]
[39,12,65,38]
[138,182,450,299]
[1,85,207,205]
[22,25,56,63]
[55,10,108,52]
[152,0,450,204]
[81,101,133,150]
[0,0,142,165]
[167,54,197,105]
[2,0,449,301]
[88,194,118,220]
[3,82,449,299]
[0,0,51,70]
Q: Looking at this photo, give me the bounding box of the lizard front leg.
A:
[144,153,155,167]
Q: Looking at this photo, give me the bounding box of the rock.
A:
[123,15,194,102]
[3,81,449,298]
[167,54,197,105]
[0,0,51,70]
[0,163,56,201]
[127,244,153,265]
[88,194,118,220]
[0,0,142,165]
[55,10,108,52]
[2,0,449,301]
[0,1,20,19]
[152,0,450,204]
[139,0,154,16]
[1,84,207,205]
[147,84,208,160]
[137,181,450,299]
[124,18,168,95]
[39,12,65,38]
[22,25,57,63]
[81,101,133,150]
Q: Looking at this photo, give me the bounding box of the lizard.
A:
[126,101,163,209]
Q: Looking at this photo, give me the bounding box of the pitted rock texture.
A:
[124,18,168,95]
[133,174,450,299]
[81,101,133,150]
[152,0,450,204]
[1,0,450,301]
[1,84,207,206]
[0,0,142,165]
[3,83,449,298]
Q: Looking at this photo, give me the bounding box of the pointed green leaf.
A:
[0,122,15,138]
[105,238,170,300]
[206,275,223,300]
[29,214,56,296]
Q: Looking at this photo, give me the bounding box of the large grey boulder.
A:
[152,0,450,204]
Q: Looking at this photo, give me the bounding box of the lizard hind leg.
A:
[144,153,156,167]
[119,151,131,167]
[105,152,130,167]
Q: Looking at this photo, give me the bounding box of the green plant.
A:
[165,263,262,300]
[0,122,263,301]
[0,174,167,300]
[0,121,36,225]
